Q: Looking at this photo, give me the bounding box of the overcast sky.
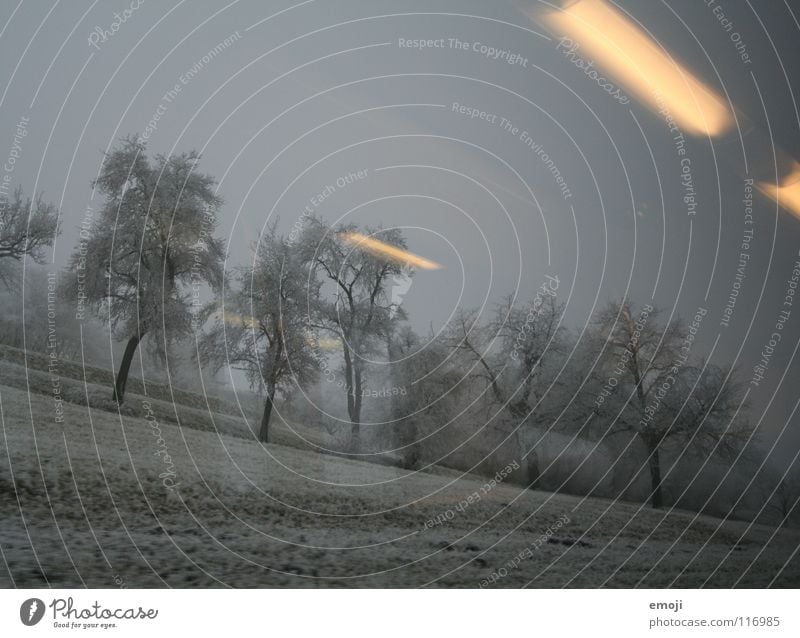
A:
[2,0,800,458]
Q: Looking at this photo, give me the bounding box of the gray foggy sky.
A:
[2,0,800,454]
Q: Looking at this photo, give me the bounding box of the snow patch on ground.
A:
[1,383,798,587]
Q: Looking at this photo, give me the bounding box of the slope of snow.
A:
[1,383,798,588]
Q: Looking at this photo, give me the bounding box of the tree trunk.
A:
[403,422,420,469]
[647,442,663,508]
[343,346,362,452]
[260,334,283,443]
[349,366,363,452]
[112,334,141,404]
[259,383,276,443]
[343,346,355,417]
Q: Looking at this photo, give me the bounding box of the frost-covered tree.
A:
[590,301,751,508]
[301,217,406,450]
[200,224,318,443]
[0,266,86,359]
[390,329,459,467]
[763,468,800,528]
[493,284,564,420]
[438,292,566,485]
[0,187,60,288]
[62,137,224,403]
[439,287,565,420]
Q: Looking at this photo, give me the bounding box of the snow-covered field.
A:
[1,382,799,588]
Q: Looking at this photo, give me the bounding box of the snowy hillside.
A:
[2,381,798,588]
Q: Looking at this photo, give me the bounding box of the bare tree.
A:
[438,289,565,484]
[0,187,60,288]
[61,137,224,403]
[591,301,751,508]
[0,266,86,359]
[386,324,422,467]
[442,307,505,406]
[441,285,564,416]
[200,224,318,442]
[390,328,464,467]
[493,286,564,419]
[760,467,800,528]
[301,217,406,451]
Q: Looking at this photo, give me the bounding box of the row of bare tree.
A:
[3,137,796,520]
[53,138,408,450]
